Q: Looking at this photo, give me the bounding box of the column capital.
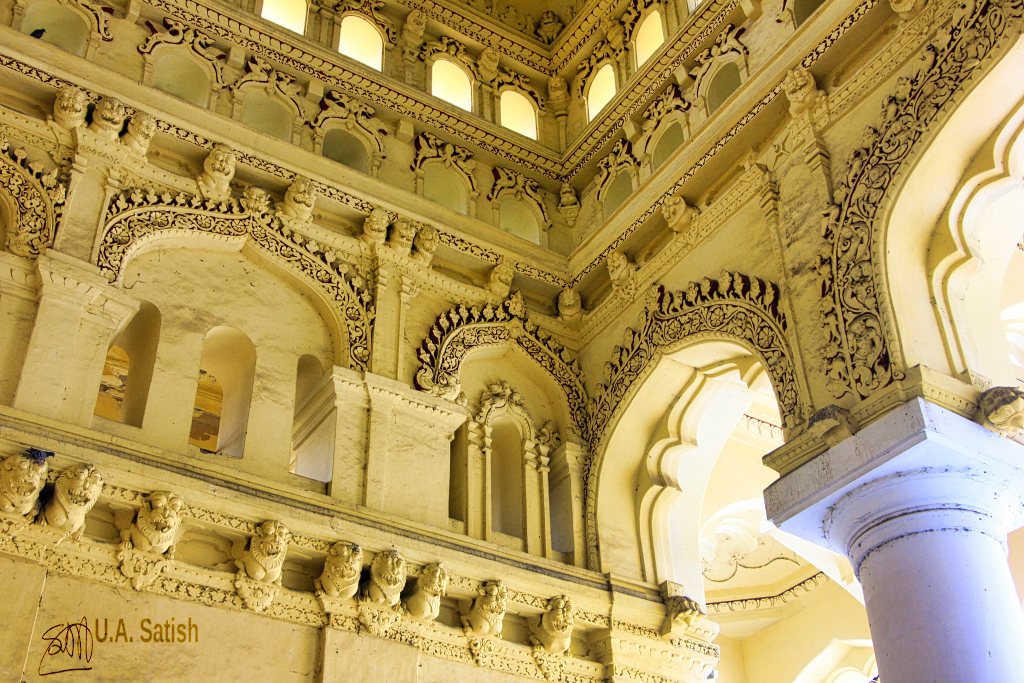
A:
[768,398,1024,569]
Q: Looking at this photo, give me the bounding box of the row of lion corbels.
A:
[0,450,577,656]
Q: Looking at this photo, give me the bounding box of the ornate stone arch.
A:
[414,292,589,442]
[586,275,807,568]
[487,167,550,242]
[330,0,397,47]
[96,187,373,371]
[636,83,690,169]
[819,0,1024,401]
[311,89,387,176]
[689,24,748,119]
[0,138,66,257]
[595,139,638,215]
[14,0,112,56]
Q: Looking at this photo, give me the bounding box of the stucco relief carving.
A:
[782,67,823,115]
[362,548,406,607]
[461,579,507,637]
[311,90,388,174]
[98,186,374,371]
[322,0,397,45]
[389,217,417,257]
[401,9,427,60]
[976,386,1024,436]
[362,206,389,246]
[404,561,449,621]
[88,96,127,140]
[529,594,574,655]
[235,520,289,611]
[412,132,478,199]
[557,182,579,226]
[53,85,88,129]
[117,491,184,590]
[606,250,637,295]
[0,137,67,257]
[139,18,228,88]
[820,0,1024,401]
[595,139,637,191]
[40,463,103,542]
[230,55,306,132]
[535,11,564,46]
[0,449,50,519]
[487,258,515,298]
[196,143,236,201]
[488,167,550,228]
[574,40,616,96]
[122,111,157,157]
[414,292,590,440]
[277,176,317,225]
[315,541,363,599]
[412,224,440,265]
[558,287,583,324]
[662,195,699,233]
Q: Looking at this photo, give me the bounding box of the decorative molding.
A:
[706,571,826,614]
[0,137,66,257]
[139,17,228,87]
[487,167,551,228]
[97,188,374,371]
[319,0,398,46]
[819,0,1024,400]
[414,292,590,441]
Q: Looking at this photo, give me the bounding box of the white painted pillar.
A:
[768,398,1024,683]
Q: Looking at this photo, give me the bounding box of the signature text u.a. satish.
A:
[94,616,199,643]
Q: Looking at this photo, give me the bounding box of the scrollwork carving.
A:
[414,292,589,441]
[0,137,66,257]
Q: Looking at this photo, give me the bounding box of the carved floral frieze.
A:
[0,138,67,257]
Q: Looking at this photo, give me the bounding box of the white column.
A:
[767,397,1024,683]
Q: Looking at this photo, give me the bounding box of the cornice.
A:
[705,571,826,614]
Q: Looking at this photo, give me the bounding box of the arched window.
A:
[322,129,370,173]
[431,59,473,111]
[587,63,616,122]
[94,302,160,427]
[21,1,89,56]
[706,62,741,114]
[239,92,293,140]
[602,171,634,217]
[189,326,256,457]
[793,0,827,25]
[499,90,538,139]
[337,15,383,70]
[423,164,469,214]
[259,0,306,34]
[633,11,665,67]
[152,53,212,107]
[290,355,333,482]
[497,197,541,243]
[651,122,686,170]
[491,416,525,539]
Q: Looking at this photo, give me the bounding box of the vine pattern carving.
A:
[819,0,1024,399]
[97,189,374,370]
[0,138,66,257]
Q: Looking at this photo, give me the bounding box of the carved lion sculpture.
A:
[0,449,51,518]
[557,287,582,323]
[404,562,449,621]
[487,260,515,297]
[237,520,291,584]
[54,86,88,129]
[278,176,317,224]
[363,207,389,246]
[529,594,574,655]
[128,491,184,556]
[977,386,1024,437]
[88,96,127,140]
[122,111,157,156]
[315,541,363,600]
[389,218,417,256]
[196,144,236,202]
[412,225,439,265]
[461,579,507,637]
[362,549,406,607]
[40,463,103,540]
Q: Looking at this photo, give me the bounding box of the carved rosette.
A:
[414,292,589,441]
[97,189,374,371]
[0,138,67,257]
[235,571,279,612]
[819,0,1024,400]
[117,547,170,591]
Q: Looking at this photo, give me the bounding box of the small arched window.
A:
[239,92,293,140]
[633,11,665,67]
[432,59,473,111]
[338,15,383,70]
[587,63,616,122]
[423,164,469,214]
[189,326,256,457]
[706,62,742,114]
[259,0,307,34]
[793,0,827,25]
[497,197,541,243]
[322,129,370,173]
[94,302,161,427]
[602,171,634,217]
[152,53,212,107]
[499,90,538,139]
[290,355,333,482]
[21,0,89,55]
[651,122,686,170]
